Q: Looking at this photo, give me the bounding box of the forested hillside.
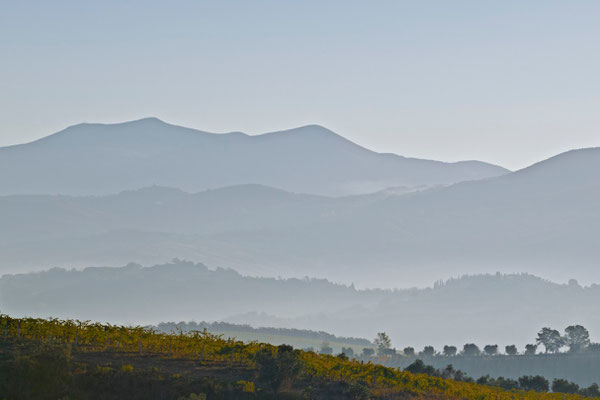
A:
[2,261,600,349]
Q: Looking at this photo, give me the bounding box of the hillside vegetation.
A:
[1,315,598,400]
[154,321,372,354]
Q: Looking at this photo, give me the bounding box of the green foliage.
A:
[254,344,302,393]
[537,328,564,353]
[462,343,481,356]
[121,364,134,373]
[0,342,72,400]
[505,345,518,356]
[553,379,580,394]
[374,332,391,355]
[519,375,550,392]
[3,314,600,400]
[443,345,457,356]
[564,325,590,353]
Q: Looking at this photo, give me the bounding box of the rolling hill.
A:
[0,147,598,286]
[2,261,600,350]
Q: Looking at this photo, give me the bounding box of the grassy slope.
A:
[1,315,598,400]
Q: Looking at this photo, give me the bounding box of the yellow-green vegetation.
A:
[1,314,598,400]
[213,329,368,354]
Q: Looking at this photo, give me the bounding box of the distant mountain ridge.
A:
[2,260,600,350]
[0,146,598,286]
[0,117,508,196]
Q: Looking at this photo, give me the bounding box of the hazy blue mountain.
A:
[0,147,598,286]
[2,261,599,350]
[0,118,507,197]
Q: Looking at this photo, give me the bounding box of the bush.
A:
[121,364,134,373]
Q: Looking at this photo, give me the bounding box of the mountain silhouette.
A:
[0,118,508,196]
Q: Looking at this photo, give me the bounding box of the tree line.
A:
[364,325,598,358]
[403,359,600,396]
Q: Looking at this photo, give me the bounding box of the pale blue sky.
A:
[1,0,599,169]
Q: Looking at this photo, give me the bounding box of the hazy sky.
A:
[1,0,599,170]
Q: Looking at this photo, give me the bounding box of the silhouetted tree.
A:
[420,346,435,357]
[552,379,580,394]
[564,325,590,353]
[374,332,391,355]
[580,383,600,397]
[536,327,563,353]
[587,343,600,353]
[494,377,520,390]
[442,364,456,379]
[405,359,437,376]
[403,346,415,356]
[483,344,498,356]
[361,347,374,357]
[443,345,457,357]
[524,344,537,355]
[341,347,354,358]
[320,342,333,355]
[462,343,480,356]
[519,375,549,392]
[505,344,518,355]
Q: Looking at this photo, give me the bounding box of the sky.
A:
[1,0,599,170]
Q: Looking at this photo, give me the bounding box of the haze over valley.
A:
[1,119,598,287]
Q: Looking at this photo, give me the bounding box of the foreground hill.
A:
[0,118,507,197]
[3,261,600,349]
[2,315,598,400]
[1,146,599,286]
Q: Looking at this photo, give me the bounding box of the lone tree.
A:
[420,346,435,357]
[403,346,415,356]
[374,332,392,355]
[361,347,375,357]
[524,344,537,355]
[564,325,590,353]
[483,345,498,356]
[505,345,518,356]
[320,342,333,355]
[536,327,564,353]
[462,343,481,356]
[443,345,457,357]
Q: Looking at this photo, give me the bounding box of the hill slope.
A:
[3,261,600,349]
[0,118,507,196]
[0,147,598,286]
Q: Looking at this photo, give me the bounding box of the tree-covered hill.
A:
[2,261,600,349]
[2,314,598,400]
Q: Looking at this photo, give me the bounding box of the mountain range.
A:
[1,146,599,286]
[1,118,599,286]
[0,118,507,197]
